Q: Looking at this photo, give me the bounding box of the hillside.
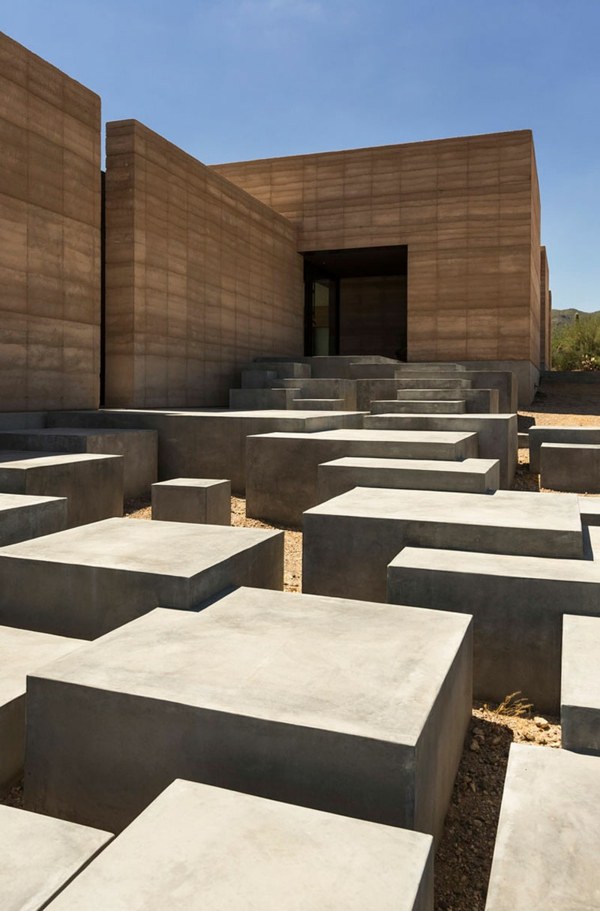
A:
[552,308,600,330]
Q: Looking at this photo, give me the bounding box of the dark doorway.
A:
[303,245,408,359]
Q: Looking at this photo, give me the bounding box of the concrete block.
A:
[540,442,600,492]
[484,744,600,911]
[0,451,123,527]
[561,614,600,755]
[578,496,600,525]
[318,456,500,500]
[291,398,345,410]
[517,432,529,448]
[395,389,471,401]
[281,378,357,410]
[0,625,80,793]
[364,413,517,487]
[0,805,112,911]
[25,586,472,840]
[0,517,283,639]
[529,426,600,473]
[0,428,157,500]
[395,377,473,390]
[251,360,312,379]
[152,478,231,525]
[0,492,67,545]
[229,388,299,409]
[386,524,600,713]
[240,368,278,388]
[47,410,366,495]
[388,400,466,414]
[44,780,434,910]
[303,488,584,607]
[246,429,479,527]
[372,388,499,412]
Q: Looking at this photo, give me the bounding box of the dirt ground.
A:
[3,375,597,907]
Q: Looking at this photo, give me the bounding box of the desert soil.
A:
[3,374,597,908]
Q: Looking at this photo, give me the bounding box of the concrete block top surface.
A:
[251,429,478,444]
[0,492,67,513]
[367,413,517,420]
[320,456,498,474]
[562,614,600,712]
[1,804,112,911]
[45,779,432,910]
[0,625,81,706]
[485,744,600,910]
[153,478,230,488]
[31,587,471,745]
[0,518,281,578]
[0,427,157,441]
[541,441,600,451]
[0,452,122,469]
[305,488,582,536]
[389,525,600,583]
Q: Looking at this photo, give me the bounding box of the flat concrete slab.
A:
[0,518,283,639]
[0,804,112,911]
[44,780,434,911]
[46,410,366,495]
[25,586,472,840]
[0,451,123,527]
[303,488,584,605]
[0,625,81,792]
[540,442,600,492]
[151,478,231,525]
[529,425,600,473]
[485,744,600,911]
[387,525,600,713]
[0,492,67,545]
[363,413,517,487]
[318,456,500,500]
[561,614,600,755]
[0,428,157,500]
[246,428,479,527]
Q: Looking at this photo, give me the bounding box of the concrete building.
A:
[0,31,551,409]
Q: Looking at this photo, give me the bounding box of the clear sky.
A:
[3,0,599,311]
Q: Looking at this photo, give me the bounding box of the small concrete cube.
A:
[44,780,434,910]
[25,587,472,840]
[561,614,600,755]
[152,478,231,526]
[485,744,600,910]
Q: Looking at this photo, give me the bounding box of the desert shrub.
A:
[552,312,600,371]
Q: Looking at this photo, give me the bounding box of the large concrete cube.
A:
[0,451,124,527]
[387,524,600,713]
[25,587,472,839]
[540,442,600,492]
[0,625,81,793]
[561,614,600,755]
[246,429,479,527]
[363,413,517,487]
[152,478,231,525]
[0,428,157,500]
[0,492,67,545]
[44,780,434,910]
[0,518,284,639]
[0,805,111,911]
[317,456,500,500]
[485,744,600,911]
[303,488,584,605]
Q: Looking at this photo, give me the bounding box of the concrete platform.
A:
[484,744,600,911]
[0,427,157,500]
[25,586,472,840]
[561,614,600,755]
[0,451,123,528]
[0,625,80,793]
[151,478,231,525]
[317,457,500,500]
[529,425,600,473]
[0,492,67,545]
[386,524,600,713]
[44,780,434,910]
[46,410,365,495]
[0,518,283,639]
[246,429,479,527]
[303,488,584,606]
[0,805,112,911]
[386,400,467,414]
[540,442,600,492]
[364,413,517,487]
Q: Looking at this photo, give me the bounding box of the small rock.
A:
[473,818,484,828]
[469,739,480,752]
[534,716,550,730]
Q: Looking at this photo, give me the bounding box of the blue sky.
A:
[3,0,599,311]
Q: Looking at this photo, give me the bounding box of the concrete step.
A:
[396,363,467,373]
[228,388,299,410]
[251,360,312,378]
[372,386,499,414]
[396,388,471,401]
[240,369,279,389]
[291,398,346,410]
[281,378,357,409]
[395,377,473,389]
[389,400,467,414]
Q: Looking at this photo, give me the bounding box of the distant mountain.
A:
[552,308,600,330]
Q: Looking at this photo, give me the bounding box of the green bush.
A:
[552,313,600,371]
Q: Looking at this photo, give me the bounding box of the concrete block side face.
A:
[561,706,600,756]
[561,614,600,755]
[24,678,414,834]
[529,427,600,474]
[22,456,124,528]
[540,443,600,493]
[152,480,231,525]
[0,497,68,545]
[0,695,25,794]
[189,533,285,601]
[414,622,472,842]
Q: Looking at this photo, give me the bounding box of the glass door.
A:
[304,269,339,355]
